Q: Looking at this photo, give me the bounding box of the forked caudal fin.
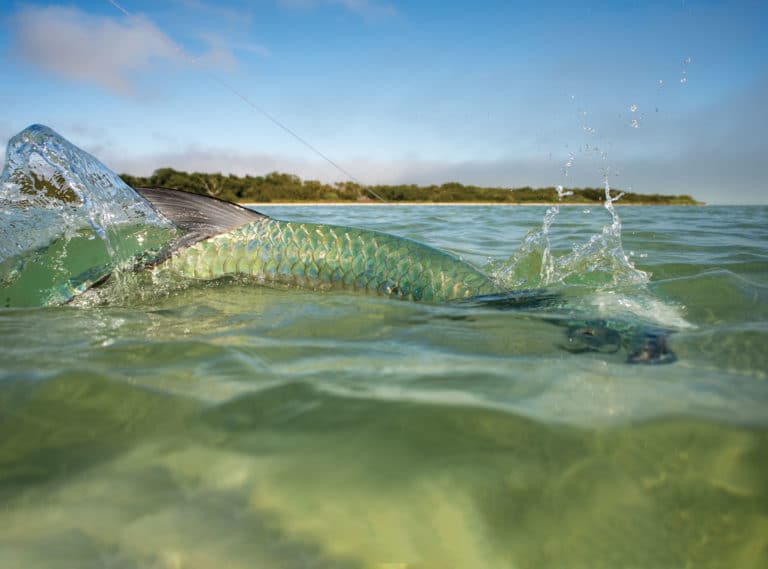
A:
[134,187,268,248]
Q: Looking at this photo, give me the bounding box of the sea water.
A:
[0,128,767,568]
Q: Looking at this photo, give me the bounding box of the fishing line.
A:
[106,0,385,201]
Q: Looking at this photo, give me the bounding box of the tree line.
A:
[119,168,702,205]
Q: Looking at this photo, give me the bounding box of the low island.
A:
[120,168,703,205]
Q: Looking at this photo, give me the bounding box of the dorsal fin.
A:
[134,187,267,247]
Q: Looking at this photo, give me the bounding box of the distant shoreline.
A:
[120,170,703,206]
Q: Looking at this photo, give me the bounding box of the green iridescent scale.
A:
[159,219,499,302]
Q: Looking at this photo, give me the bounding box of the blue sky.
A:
[1,0,766,204]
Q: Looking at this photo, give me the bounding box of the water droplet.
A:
[562,152,576,175]
[680,58,691,84]
[556,184,573,199]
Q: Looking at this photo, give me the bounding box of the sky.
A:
[1,0,766,204]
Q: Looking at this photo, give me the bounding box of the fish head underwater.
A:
[0,124,678,364]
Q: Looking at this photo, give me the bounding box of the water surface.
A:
[1,127,767,568]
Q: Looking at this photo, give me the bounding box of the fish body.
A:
[129,186,499,302]
[156,217,499,302]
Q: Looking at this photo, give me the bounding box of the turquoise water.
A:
[1,127,768,568]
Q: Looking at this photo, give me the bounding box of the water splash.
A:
[491,87,652,293]
[0,125,177,306]
[493,174,648,291]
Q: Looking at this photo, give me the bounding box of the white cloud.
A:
[279,0,396,19]
[9,5,235,95]
[336,0,396,17]
[171,0,249,23]
[201,33,272,60]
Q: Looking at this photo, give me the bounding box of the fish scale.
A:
[157,218,500,302]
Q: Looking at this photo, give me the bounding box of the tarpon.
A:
[0,125,676,363]
[123,188,675,364]
[134,187,499,302]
